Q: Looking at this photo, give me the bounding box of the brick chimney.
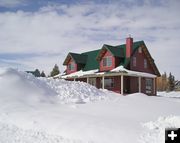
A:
[126,36,133,58]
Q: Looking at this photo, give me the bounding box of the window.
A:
[144,59,147,68]
[68,62,75,71]
[133,57,136,67]
[104,77,114,88]
[146,78,152,93]
[138,47,142,53]
[102,56,112,67]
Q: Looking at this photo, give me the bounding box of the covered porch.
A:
[61,66,157,95]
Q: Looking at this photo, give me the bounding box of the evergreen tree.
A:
[34,69,41,77]
[167,72,175,91]
[50,64,60,77]
[40,71,46,77]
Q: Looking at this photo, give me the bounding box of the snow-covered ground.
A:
[0,68,180,143]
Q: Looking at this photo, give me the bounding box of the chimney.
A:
[126,36,133,58]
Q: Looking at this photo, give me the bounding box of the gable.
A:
[63,52,87,65]
[96,44,124,61]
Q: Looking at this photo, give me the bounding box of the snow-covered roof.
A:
[62,69,99,78]
[111,66,156,78]
[61,66,156,79]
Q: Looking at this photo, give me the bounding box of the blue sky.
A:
[0,0,180,79]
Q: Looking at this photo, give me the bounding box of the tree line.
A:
[157,72,176,91]
[27,64,60,77]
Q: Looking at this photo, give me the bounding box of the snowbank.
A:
[140,116,180,143]
[157,91,180,98]
[0,68,107,104]
[0,68,57,105]
[40,78,107,104]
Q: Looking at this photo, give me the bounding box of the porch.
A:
[61,66,157,95]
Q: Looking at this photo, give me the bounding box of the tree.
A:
[34,69,41,77]
[40,71,46,77]
[50,64,60,77]
[162,72,168,91]
[167,72,175,91]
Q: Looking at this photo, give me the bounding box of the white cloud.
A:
[0,1,180,79]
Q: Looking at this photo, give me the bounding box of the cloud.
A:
[0,0,26,8]
[0,0,180,78]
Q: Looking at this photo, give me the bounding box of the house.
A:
[62,37,160,95]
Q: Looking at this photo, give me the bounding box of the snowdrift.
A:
[0,68,107,105]
[41,78,107,103]
[0,68,180,143]
[158,91,180,98]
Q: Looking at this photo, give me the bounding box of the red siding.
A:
[130,77,139,93]
[99,50,115,72]
[66,58,77,74]
[130,48,155,74]
[109,76,121,93]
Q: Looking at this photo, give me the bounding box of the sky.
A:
[0,0,180,79]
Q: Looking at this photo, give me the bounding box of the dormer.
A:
[96,44,124,72]
[63,52,87,74]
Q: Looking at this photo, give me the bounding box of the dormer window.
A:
[68,62,75,71]
[103,56,112,67]
[138,47,142,53]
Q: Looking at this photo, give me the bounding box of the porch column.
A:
[138,77,141,93]
[121,75,124,95]
[74,78,76,81]
[87,77,89,84]
[153,78,156,95]
[102,76,104,89]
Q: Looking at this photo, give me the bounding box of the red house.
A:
[62,37,160,95]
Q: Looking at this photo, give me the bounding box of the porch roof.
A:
[61,66,156,79]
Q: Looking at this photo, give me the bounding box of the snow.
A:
[111,65,157,78]
[61,69,98,78]
[140,116,180,143]
[61,66,156,79]
[0,68,180,143]
[40,78,107,104]
[158,91,180,98]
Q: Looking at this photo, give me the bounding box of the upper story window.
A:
[138,47,142,53]
[133,56,136,67]
[144,59,147,68]
[68,62,75,71]
[102,56,112,67]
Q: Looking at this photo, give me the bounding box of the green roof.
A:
[103,44,124,58]
[82,49,100,71]
[64,41,145,71]
[69,53,87,64]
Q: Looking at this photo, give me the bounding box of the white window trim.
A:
[146,78,153,93]
[138,47,142,53]
[144,59,147,69]
[104,77,114,88]
[102,56,112,67]
[68,62,75,71]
